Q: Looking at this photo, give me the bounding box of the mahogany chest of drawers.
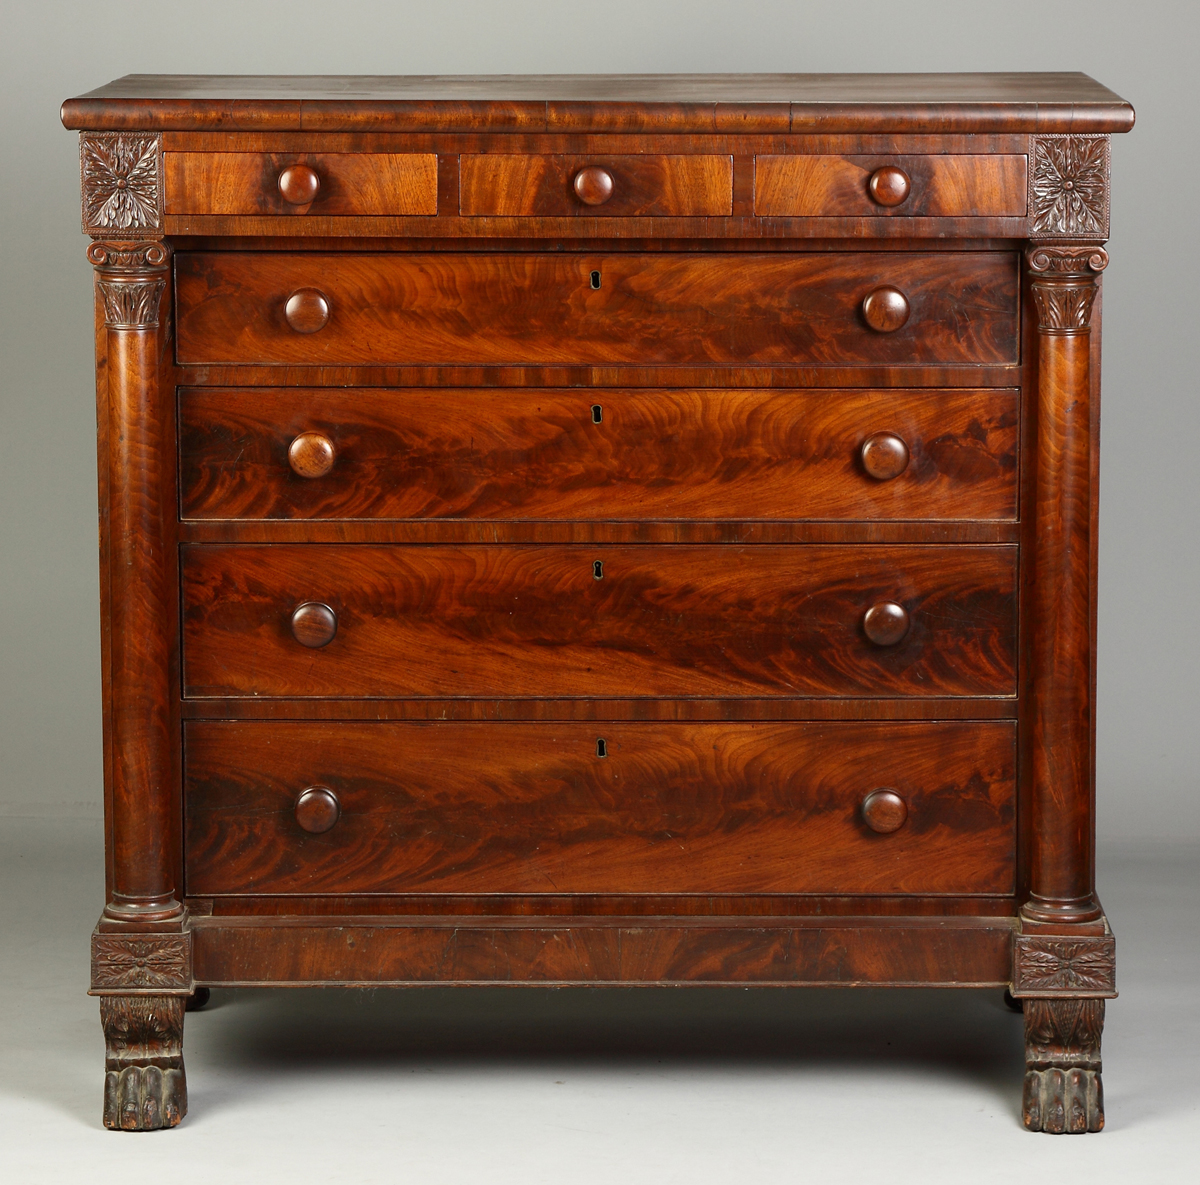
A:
[62,73,1134,1133]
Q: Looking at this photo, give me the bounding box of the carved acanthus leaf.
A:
[1030,283,1099,333]
[1024,998,1105,1067]
[95,277,167,330]
[92,933,191,991]
[1030,135,1109,239]
[1014,934,1116,995]
[101,995,185,1060]
[81,133,163,235]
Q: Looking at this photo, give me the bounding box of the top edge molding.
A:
[61,73,1136,135]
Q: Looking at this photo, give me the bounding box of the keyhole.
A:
[591,404,603,424]
[593,560,604,579]
[590,270,602,289]
[596,738,607,758]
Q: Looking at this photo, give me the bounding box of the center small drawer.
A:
[459,154,733,216]
[179,386,1018,522]
[181,543,1017,699]
[174,251,1020,367]
[184,719,1017,897]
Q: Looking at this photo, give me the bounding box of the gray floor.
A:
[1,817,1196,1183]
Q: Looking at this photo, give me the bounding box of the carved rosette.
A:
[1013,933,1116,998]
[1029,135,1110,239]
[91,931,192,993]
[1027,244,1107,336]
[81,132,163,236]
[88,238,170,330]
[101,995,187,1130]
[1022,998,1105,1133]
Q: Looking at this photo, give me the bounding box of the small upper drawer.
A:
[460,155,733,216]
[755,155,1028,218]
[163,152,438,216]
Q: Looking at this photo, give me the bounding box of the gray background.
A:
[2,0,1197,844]
[2,1,1198,1177]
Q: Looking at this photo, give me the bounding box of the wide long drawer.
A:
[184,720,1017,896]
[173,252,1019,367]
[179,386,1019,522]
[181,544,1018,698]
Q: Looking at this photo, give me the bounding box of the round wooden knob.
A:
[862,788,908,834]
[863,601,910,646]
[278,164,321,205]
[860,432,910,481]
[867,166,911,207]
[284,288,330,334]
[290,602,337,648]
[295,786,340,834]
[573,166,615,206]
[862,287,910,333]
[288,431,336,479]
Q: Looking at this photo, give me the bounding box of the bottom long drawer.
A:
[184,720,1015,897]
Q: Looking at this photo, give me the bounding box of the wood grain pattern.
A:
[180,696,1019,723]
[163,152,437,215]
[755,155,1027,217]
[1023,249,1104,924]
[181,543,1018,699]
[189,913,1017,986]
[187,893,1018,918]
[459,154,732,216]
[60,72,1136,135]
[173,251,1020,367]
[92,243,182,921]
[184,720,1016,896]
[178,386,1019,523]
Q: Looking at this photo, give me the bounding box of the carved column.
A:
[1023,240,1106,923]
[90,237,180,922]
[1021,134,1112,926]
[81,132,192,1130]
[81,133,181,924]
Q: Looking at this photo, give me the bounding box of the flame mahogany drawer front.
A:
[178,386,1019,522]
[181,543,1017,699]
[184,720,1017,897]
[754,154,1029,218]
[173,251,1019,367]
[459,154,733,216]
[67,73,1133,1134]
[163,152,439,216]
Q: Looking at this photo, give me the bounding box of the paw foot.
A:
[103,1064,187,1131]
[1023,1067,1103,1133]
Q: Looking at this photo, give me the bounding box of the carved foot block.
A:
[1023,1066,1104,1133]
[100,995,187,1131]
[1022,998,1105,1134]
